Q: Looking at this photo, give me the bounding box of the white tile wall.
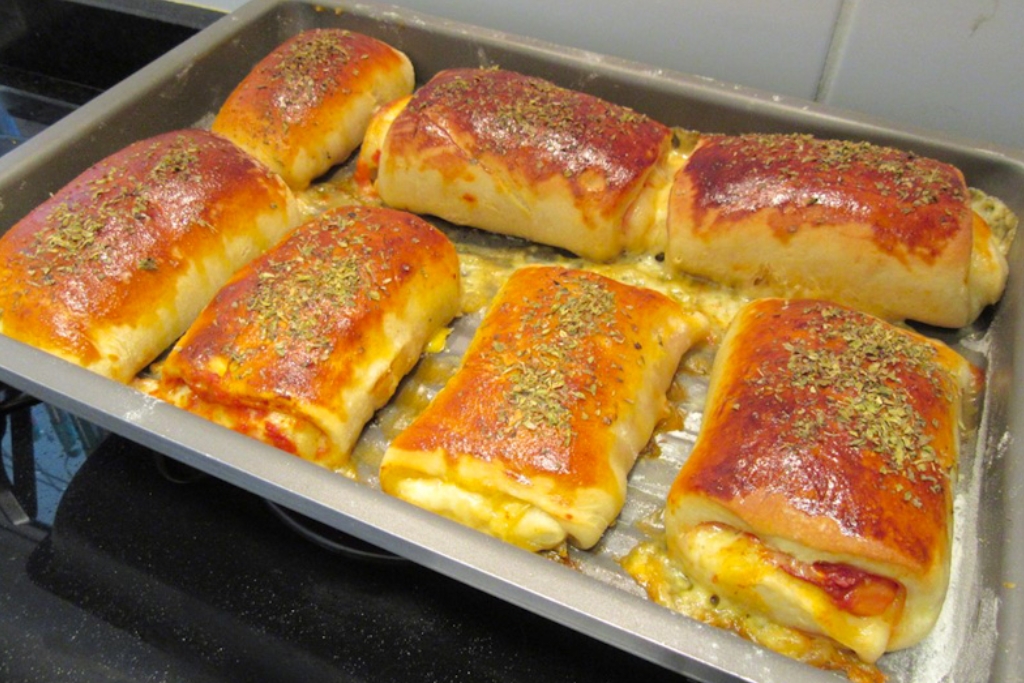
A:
[822,0,1024,152]
[362,0,844,102]
[180,0,1023,152]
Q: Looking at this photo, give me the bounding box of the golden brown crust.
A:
[212,29,414,189]
[372,68,671,261]
[390,267,673,481]
[670,298,972,570]
[0,129,299,382]
[151,205,461,470]
[682,134,971,260]
[381,265,707,549]
[666,297,980,653]
[392,68,668,199]
[666,134,1006,327]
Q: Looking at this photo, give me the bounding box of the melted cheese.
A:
[621,131,697,255]
[389,470,569,551]
[622,539,885,683]
[968,212,1010,316]
[675,523,902,664]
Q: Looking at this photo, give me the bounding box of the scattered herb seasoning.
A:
[24,134,205,284]
[689,133,968,260]
[407,69,665,185]
[149,136,202,183]
[494,273,620,446]
[717,134,964,207]
[264,30,353,122]
[222,211,391,370]
[750,302,955,508]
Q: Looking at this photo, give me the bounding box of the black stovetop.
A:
[0,3,689,681]
[8,433,684,683]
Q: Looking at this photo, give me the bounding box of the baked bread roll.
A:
[380,265,708,550]
[665,298,980,664]
[212,29,414,190]
[665,133,1010,328]
[0,129,300,383]
[140,205,460,473]
[358,68,673,261]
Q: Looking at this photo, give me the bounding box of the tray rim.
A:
[1,1,1022,681]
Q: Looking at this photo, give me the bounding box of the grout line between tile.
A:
[816,0,858,103]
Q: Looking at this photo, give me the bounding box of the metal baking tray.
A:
[1,1,1021,681]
